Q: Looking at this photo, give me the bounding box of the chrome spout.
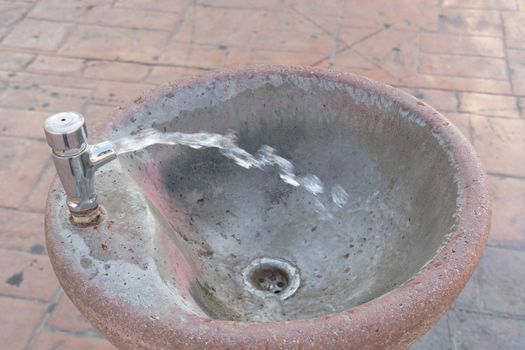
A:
[44,112,117,223]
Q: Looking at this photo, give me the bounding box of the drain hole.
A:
[242,257,301,300]
[250,267,289,294]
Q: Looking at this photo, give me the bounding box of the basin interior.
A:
[113,73,459,322]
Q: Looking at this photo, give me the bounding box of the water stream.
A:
[112,128,349,217]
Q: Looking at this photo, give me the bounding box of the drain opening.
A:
[252,266,289,294]
[242,257,300,299]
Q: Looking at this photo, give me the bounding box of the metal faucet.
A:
[44,112,117,224]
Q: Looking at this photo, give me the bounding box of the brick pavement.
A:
[0,0,524,349]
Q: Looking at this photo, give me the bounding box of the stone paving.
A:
[0,0,524,349]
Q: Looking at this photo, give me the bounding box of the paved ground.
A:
[0,0,524,349]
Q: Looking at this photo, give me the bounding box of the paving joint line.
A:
[24,288,62,350]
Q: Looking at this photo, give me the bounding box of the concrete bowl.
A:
[46,66,491,349]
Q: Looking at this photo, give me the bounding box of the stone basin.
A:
[45,66,491,349]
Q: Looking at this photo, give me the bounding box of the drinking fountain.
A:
[44,66,490,349]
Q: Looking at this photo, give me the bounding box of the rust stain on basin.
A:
[45,66,491,349]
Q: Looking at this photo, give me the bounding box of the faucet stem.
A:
[44,112,117,224]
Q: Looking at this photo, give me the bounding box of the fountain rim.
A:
[49,65,491,348]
